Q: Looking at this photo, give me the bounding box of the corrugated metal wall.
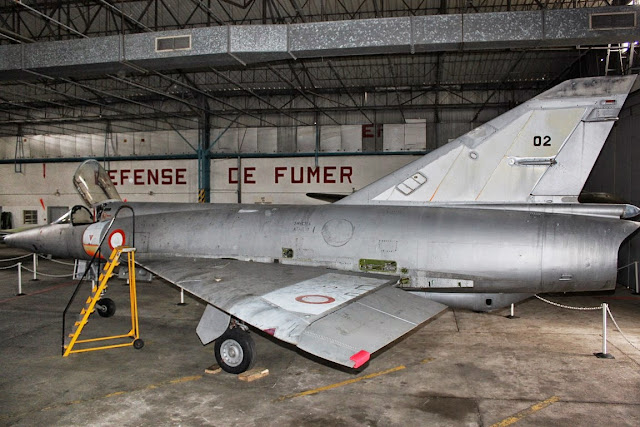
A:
[2,122,465,159]
[585,89,640,286]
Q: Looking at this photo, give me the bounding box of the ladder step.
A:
[98,272,115,281]
[102,261,120,271]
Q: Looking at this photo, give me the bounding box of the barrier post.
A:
[595,303,614,359]
[17,262,25,296]
[177,288,186,306]
[635,262,639,295]
[31,253,38,281]
[505,303,519,319]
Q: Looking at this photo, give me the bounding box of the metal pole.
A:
[595,302,614,359]
[178,288,186,306]
[635,262,639,294]
[602,303,607,355]
[17,262,24,296]
[32,253,38,281]
[505,302,518,319]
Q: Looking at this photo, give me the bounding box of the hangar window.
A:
[156,35,191,52]
[23,210,37,225]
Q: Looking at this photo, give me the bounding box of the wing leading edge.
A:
[137,255,447,368]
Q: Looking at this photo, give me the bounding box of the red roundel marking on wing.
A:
[294,295,336,304]
[108,229,126,250]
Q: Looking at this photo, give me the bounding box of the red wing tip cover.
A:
[350,350,371,368]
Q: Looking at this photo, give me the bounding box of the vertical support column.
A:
[15,125,24,174]
[434,53,443,148]
[314,111,320,168]
[104,121,113,171]
[198,108,211,203]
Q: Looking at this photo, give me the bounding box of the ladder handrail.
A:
[61,204,135,355]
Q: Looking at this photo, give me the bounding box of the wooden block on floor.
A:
[204,364,222,375]
[238,368,269,382]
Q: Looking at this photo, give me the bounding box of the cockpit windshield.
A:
[52,205,95,225]
[73,159,121,207]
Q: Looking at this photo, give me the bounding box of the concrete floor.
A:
[1,244,639,427]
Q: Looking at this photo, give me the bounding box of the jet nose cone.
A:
[3,228,38,252]
[3,232,17,246]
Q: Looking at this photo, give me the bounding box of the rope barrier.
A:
[534,294,601,310]
[536,294,639,355]
[21,266,74,278]
[37,254,75,266]
[606,306,640,352]
[0,263,19,270]
[0,254,32,263]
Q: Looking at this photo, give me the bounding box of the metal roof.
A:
[0,1,638,138]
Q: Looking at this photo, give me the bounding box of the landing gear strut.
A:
[214,327,256,374]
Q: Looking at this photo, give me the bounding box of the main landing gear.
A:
[214,327,256,374]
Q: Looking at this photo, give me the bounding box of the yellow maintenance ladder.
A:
[63,246,143,356]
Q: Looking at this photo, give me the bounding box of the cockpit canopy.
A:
[73,159,121,207]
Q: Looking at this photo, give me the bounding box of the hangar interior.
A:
[1,1,640,425]
[2,2,640,211]
[3,0,640,272]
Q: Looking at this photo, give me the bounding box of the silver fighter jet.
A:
[6,75,640,374]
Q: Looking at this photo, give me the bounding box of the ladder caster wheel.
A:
[133,339,144,350]
[96,298,116,318]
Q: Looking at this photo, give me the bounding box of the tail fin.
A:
[338,75,638,206]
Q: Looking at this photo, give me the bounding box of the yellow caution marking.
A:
[104,391,125,398]
[169,375,202,384]
[277,365,406,401]
[491,396,560,427]
[420,357,435,364]
[39,375,203,411]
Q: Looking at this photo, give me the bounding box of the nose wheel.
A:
[214,328,256,374]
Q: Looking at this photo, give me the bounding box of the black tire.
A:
[133,339,144,350]
[96,298,116,317]
[214,328,256,374]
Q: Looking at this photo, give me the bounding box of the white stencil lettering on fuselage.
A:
[261,273,389,316]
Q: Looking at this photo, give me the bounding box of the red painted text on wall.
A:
[107,168,187,186]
